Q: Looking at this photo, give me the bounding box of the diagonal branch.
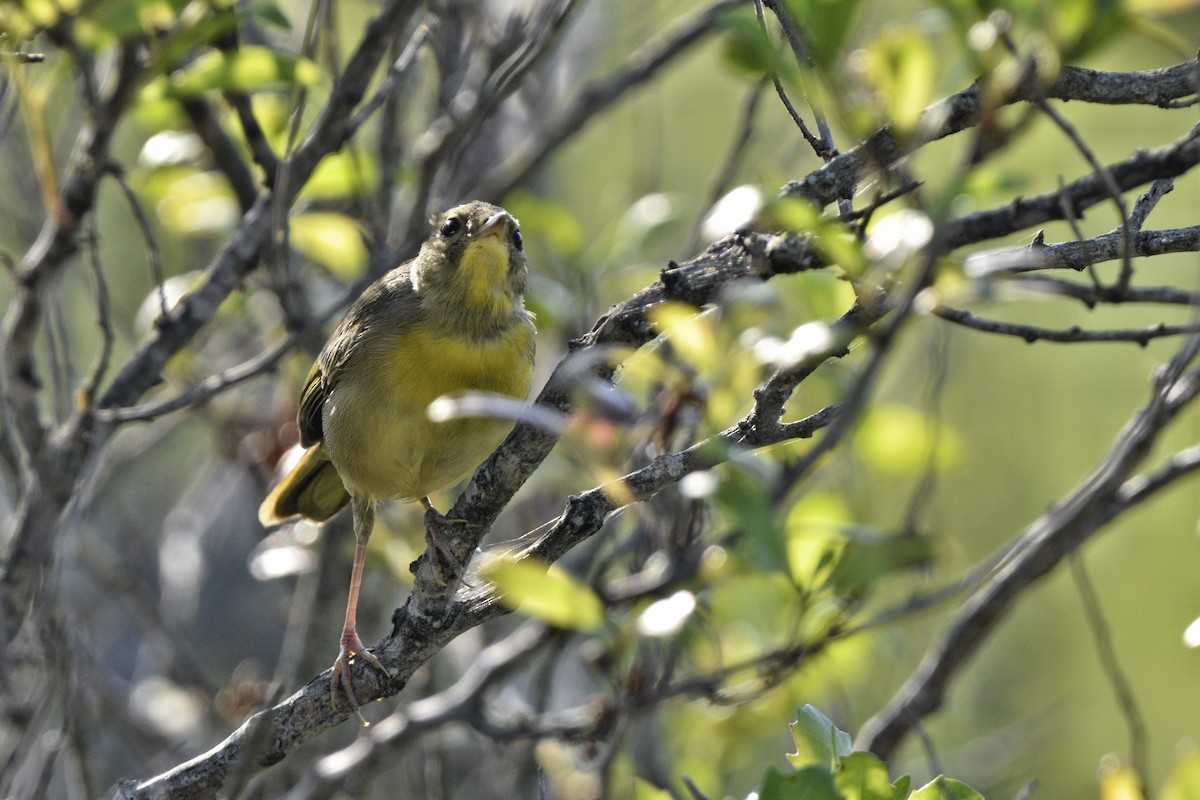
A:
[783,60,1199,208]
[856,336,1200,759]
[115,225,842,799]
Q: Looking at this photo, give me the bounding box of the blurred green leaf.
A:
[1098,760,1146,800]
[862,29,937,133]
[1052,0,1125,59]
[633,778,674,800]
[711,452,786,572]
[165,46,320,95]
[835,752,905,800]
[152,169,239,235]
[301,151,379,200]
[788,704,853,771]
[504,190,585,258]
[761,765,845,800]
[290,213,369,280]
[1160,748,1200,800]
[481,557,604,632]
[647,302,717,374]
[960,167,1029,204]
[828,534,934,596]
[81,0,179,38]
[718,8,795,79]
[783,0,865,70]
[244,0,291,29]
[854,404,964,477]
[765,198,866,276]
[784,493,851,588]
[910,776,984,800]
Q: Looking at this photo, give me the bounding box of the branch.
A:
[964,225,1200,276]
[116,226,842,798]
[782,60,1200,208]
[857,337,1200,759]
[941,122,1200,251]
[932,306,1200,345]
[477,0,742,199]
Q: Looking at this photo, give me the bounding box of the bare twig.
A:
[1069,554,1149,793]
[477,0,742,200]
[857,337,1200,759]
[782,61,1200,208]
[932,306,1200,345]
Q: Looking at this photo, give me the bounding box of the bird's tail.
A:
[258,445,350,526]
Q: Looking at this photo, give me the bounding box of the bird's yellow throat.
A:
[459,237,512,314]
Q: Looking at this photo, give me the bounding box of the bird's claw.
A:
[421,501,474,587]
[330,635,389,726]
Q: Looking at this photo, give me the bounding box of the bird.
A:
[258,201,536,719]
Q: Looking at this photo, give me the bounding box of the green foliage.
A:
[503,190,586,261]
[759,707,980,800]
[853,404,964,478]
[480,556,605,633]
[147,46,321,97]
[788,704,852,771]
[910,777,984,800]
[837,753,910,800]
[783,0,866,70]
[289,213,369,279]
[1160,749,1200,800]
[301,151,380,200]
[761,766,845,800]
[859,29,938,134]
[718,8,796,80]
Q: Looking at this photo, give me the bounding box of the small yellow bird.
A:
[259,201,536,717]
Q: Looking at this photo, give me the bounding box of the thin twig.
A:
[856,337,1200,759]
[932,305,1200,345]
[104,164,168,322]
[476,0,742,200]
[1069,554,1149,793]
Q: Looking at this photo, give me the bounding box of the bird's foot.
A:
[331,630,389,726]
[421,499,473,586]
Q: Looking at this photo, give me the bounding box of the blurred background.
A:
[1,0,1199,797]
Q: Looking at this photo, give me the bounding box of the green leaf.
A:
[784,493,851,588]
[647,302,717,374]
[633,778,674,800]
[764,198,866,276]
[301,151,379,200]
[835,752,900,800]
[854,404,964,477]
[1052,0,1125,59]
[480,557,605,632]
[503,190,585,258]
[711,452,786,572]
[861,29,937,133]
[289,213,369,280]
[718,8,794,79]
[1160,749,1200,800]
[783,0,865,70]
[152,169,239,235]
[167,46,320,95]
[910,776,984,800]
[788,705,853,771]
[760,766,845,800]
[828,534,935,596]
[244,0,291,29]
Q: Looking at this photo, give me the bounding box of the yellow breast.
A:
[322,319,535,502]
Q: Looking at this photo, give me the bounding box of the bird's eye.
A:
[512,228,523,251]
[440,217,462,237]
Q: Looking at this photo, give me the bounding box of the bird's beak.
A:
[476,212,511,242]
